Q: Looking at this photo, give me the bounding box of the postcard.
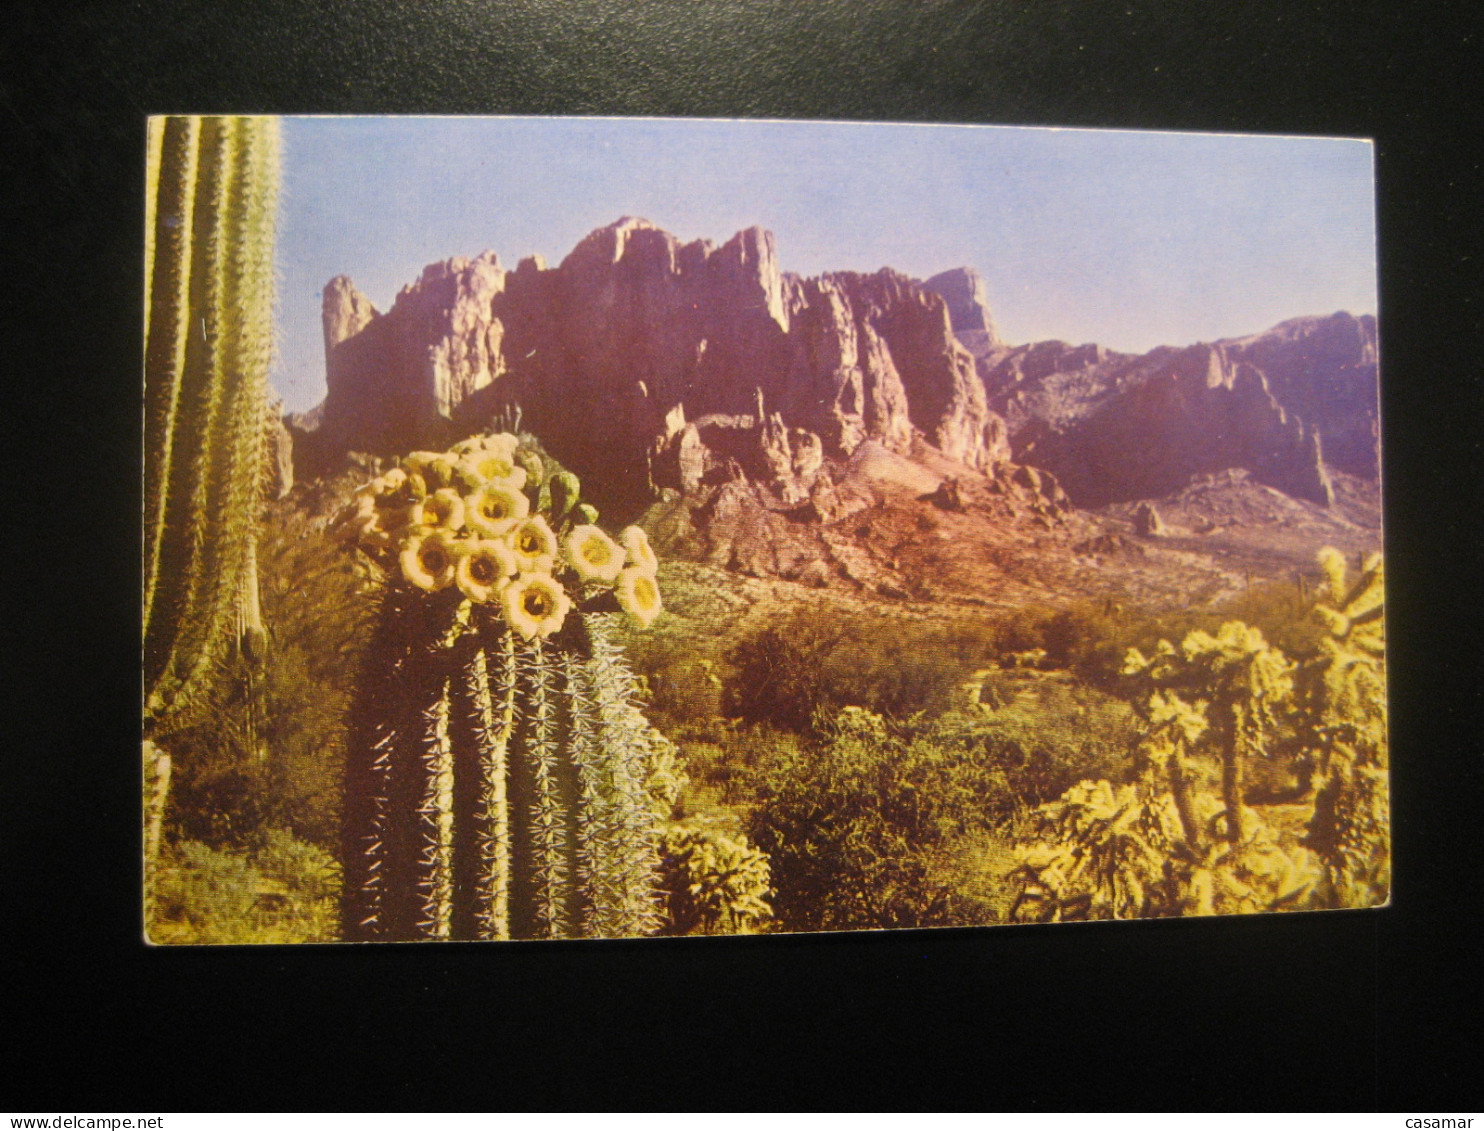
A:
[142,115,1385,943]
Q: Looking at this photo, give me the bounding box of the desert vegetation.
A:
[149,450,1388,941]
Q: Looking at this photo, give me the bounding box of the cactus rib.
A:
[468,639,515,940]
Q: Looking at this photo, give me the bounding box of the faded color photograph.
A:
[142,115,1385,943]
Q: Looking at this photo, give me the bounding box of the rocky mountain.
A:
[973,312,1378,508]
[285,218,1379,602]
[296,217,1009,516]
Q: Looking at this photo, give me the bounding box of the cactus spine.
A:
[340,439,668,941]
[143,115,281,738]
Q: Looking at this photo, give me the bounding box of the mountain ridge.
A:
[282,217,1380,600]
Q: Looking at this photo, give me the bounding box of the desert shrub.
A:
[1086,580,1325,690]
[723,613,1011,732]
[821,617,1003,720]
[723,622,846,732]
[657,824,772,935]
[746,707,1011,932]
[929,827,1027,924]
[668,740,731,820]
[254,485,376,847]
[709,725,805,810]
[1037,603,1128,677]
[1212,578,1326,660]
[166,737,280,848]
[941,670,1139,809]
[622,629,727,737]
[985,605,1058,655]
[976,732,1130,816]
[150,829,341,944]
[252,827,342,904]
[971,583,1325,692]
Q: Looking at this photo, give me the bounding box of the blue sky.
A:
[271,116,1376,413]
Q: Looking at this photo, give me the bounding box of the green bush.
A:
[746,707,1009,932]
[945,672,1138,809]
[622,631,727,738]
[966,584,1325,691]
[722,613,1015,732]
[723,622,845,733]
[674,725,804,817]
[150,829,341,944]
[255,483,376,847]
[162,479,374,855]
[820,618,986,718]
[165,737,279,847]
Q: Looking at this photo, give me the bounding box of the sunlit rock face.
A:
[307,217,1009,514]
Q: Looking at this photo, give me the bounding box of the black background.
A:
[4,0,1481,1112]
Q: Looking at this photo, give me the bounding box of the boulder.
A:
[1133,501,1167,538]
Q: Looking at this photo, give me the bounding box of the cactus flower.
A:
[400,531,458,591]
[458,451,527,490]
[503,572,572,639]
[465,481,529,538]
[401,451,443,476]
[454,432,519,458]
[413,488,466,532]
[564,524,625,584]
[455,539,517,604]
[508,515,558,573]
[619,525,659,575]
[615,565,663,628]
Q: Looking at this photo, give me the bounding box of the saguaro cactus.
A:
[338,435,669,940]
[142,116,281,919]
[143,115,280,738]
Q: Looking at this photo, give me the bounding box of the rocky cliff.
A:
[974,312,1378,508]
[922,266,1002,356]
[298,217,1009,515]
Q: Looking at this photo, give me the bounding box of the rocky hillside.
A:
[974,312,1378,508]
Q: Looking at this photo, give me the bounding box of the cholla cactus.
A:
[338,433,670,940]
[1300,549,1389,905]
[1009,780,1186,922]
[1014,620,1320,923]
[1123,621,1293,842]
[659,825,773,936]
